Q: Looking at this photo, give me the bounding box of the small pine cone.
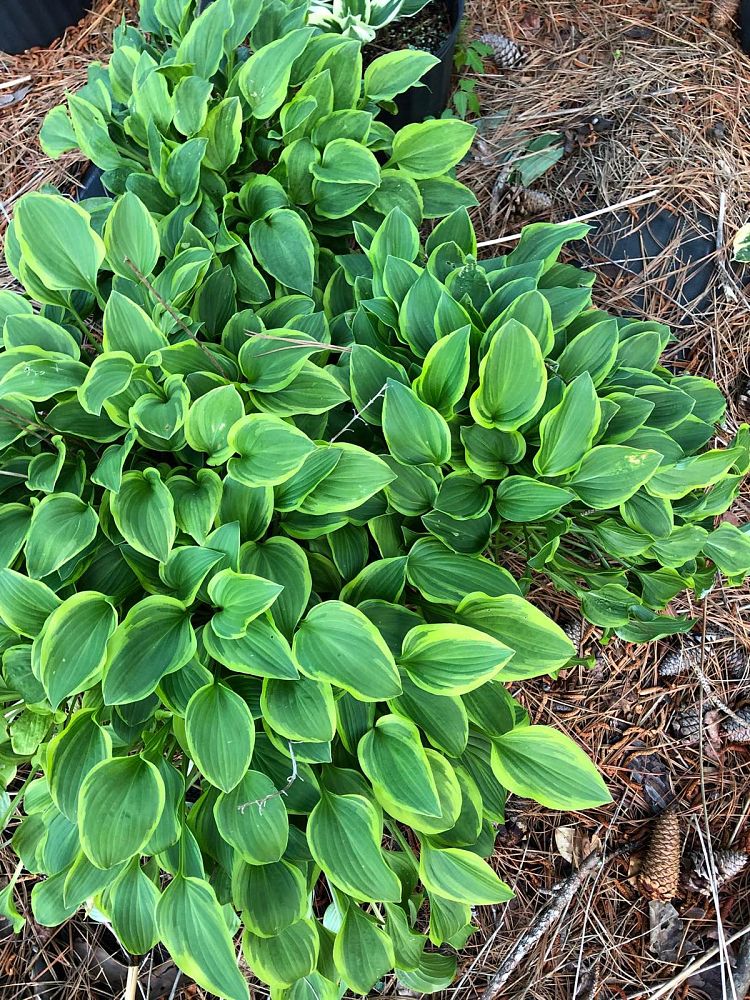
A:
[479,32,526,70]
[722,705,750,743]
[659,637,701,678]
[725,646,749,677]
[507,186,553,218]
[687,848,749,893]
[710,0,740,28]
[639,808,682,900]
[671,707,704,743]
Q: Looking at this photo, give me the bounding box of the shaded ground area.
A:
[1,1,749,997]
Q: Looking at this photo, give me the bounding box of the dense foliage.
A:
[0,1,748,998]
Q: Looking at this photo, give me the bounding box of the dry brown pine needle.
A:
[639,807,682,900]
[711,0,740,29]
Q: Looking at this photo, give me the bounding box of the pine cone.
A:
[508,186,553,218]
[671,707,704,743]
[659,637,702,677]
[479,32,526,70]
[639,808,682,900]
[722,705,750,743]
[687,848,749,893]
[711,0,740,28]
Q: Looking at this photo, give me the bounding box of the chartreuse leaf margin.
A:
[0,0,748,996]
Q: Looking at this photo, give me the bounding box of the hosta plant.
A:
[320,207,750,640]
[308,0,432,44]
[39,0,477,305]
[0,190,618,1000]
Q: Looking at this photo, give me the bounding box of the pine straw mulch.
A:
[2,0,750,998]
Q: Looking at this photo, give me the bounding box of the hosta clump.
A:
[324,208,750,641]
[38,0,477,304]
[308,0,432,43]
[0,192,614,999]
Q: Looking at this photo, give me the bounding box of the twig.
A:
[633,924,750,999]
[476,189,661,248]
[0,75,32,91]
[479,849,610,1000]
[245,330,351,356]
[238,742,300,814]
[124,258,230,377]
[329,385,387,443]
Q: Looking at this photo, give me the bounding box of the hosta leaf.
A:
[47,710,112,821]
[184,385,245,465]
[358,714,441,818]
[387,119,475,179]
[103,191,160,279]
[293,601,402,701]
[495,476,575,522]
[405,538,521,606]
[566,446,662,508]
[185,680,255,791]
[25,493,98,579]
[398,623,514,695]
[157,875,250,1000]
[102,596,196,704]
[237,27,313,119]
[382,379,451,466]
[39,592,116,708]
[534,372,600,476]
[239,537,311,639]
[111,468,176,563]
[108,858,161,956]
[308,790,402,901]
[243,918,319,989]
[249,209,315,295]
[79,755,165,868]
[491,725,611,810]
[207,568,283,639]
[215,770,289,864]
[419,840,513,905]
[0,568,61,638]
[203,616,300,679]
[363,50,439,102]
[15,193,105,295]
[471,320,547,430]
[261,676,336,743]
[333,904,395,995]
[456,594,574,680]
[227,413,315,487]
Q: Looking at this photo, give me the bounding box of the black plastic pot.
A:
[0,0,89,54]
[379,0,464,131]
[740,0,750,55]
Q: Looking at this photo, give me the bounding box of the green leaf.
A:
[334,904,396,995]
[183,384,245,465]
[79,755,165,868]
[566,446,663,508]
[15,193,105,295]
[78,352,134,416]
[39,592,117,708]
[238,329,320,392]
[419,840,513,904]
[398,623,514,695]
[203,616,300,680]
[358,714,440,817]
[262,676,336,743]
[406,537,520,605]
[556,319,618,386]
[185,681,255,792]
[111,468,176,563]
[228,413,315,487]
[243,918,319,989]
[534,372,600,475]
[703,522,750,578]
[307,791,402,902]
[175,0,234,76]
[387,120,476,179]
[311,139,381,219]
[207,568,283,639]
[491,725,612,810]
[103,191,160,279]
[24,493,98,580]
[102,596,196,704]
[157,875,250,1000]
[108,858,161,956]
[249,209,315,295]
[412,327,471,418]
[364,50,439,102]
[397,952,457,994]
[382,379,450,466]
[48,709,112,821]
[0,568,61,638]
[233,858,306,936]
[457,594,574,680]
[293,601,402,700]
[168,470,223,543]
[645,447,744,500]
[471,320,547,430]
[240,537,311,639]
[495,476,575,522]
[237,27,313,119]
[102,291,168,362]
[214,770,288,863]
[389,674,468,757]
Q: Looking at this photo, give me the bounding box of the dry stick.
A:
[124,258,229,378]
[329,385,386,444]
[479,849,609,1000]
[476,189,661,249]
[634,924,750,1000]
[238,742,300,814]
